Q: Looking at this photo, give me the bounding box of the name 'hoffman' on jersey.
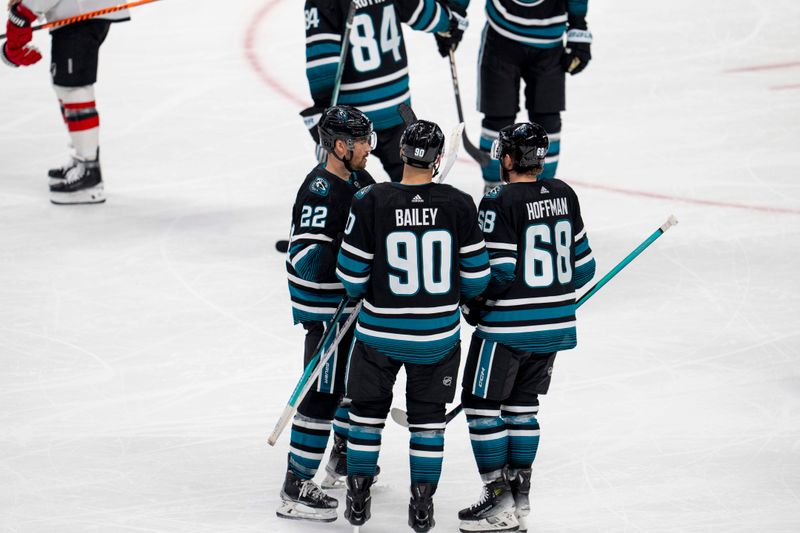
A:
[476,179,596,352]
[336,183,490,364]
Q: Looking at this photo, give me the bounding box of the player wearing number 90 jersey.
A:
[303,0,467,181]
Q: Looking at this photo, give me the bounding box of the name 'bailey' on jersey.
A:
[304,0,453,130]
[475,179,595,352]
[286,165,375,324]
[465,0,588,48]
[336,182,490,364]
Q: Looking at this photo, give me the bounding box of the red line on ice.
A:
[724,61,800,73]
[245,1,800,216]
[770,84,800,91]
[244,0,307,108]
[568,179,800,215]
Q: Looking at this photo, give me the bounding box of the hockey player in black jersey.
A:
[460,0,592,192]
[278,106,377,523]
[457,123,596,532]
[336,120,490,531]
[302,0,468,182]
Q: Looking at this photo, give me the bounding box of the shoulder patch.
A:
[354,184,373,199]
[308,176,330,197]
[483,185,503,199]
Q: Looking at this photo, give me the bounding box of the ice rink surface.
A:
[2,0,799,531]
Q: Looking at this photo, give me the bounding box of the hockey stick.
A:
[276,1,358,254]
[330,0,358,106]
[448,49,490,168]
[437,122,465,184]
[390,214,680,427]
[0,0,161,39]
[398,102,417,126]
[268,298,363,446]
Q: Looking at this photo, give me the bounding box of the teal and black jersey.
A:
[304,0,452,130]
[475,179,595,352]
[336,182,490,364]
[466,0,588,48]
[287,165,375,324]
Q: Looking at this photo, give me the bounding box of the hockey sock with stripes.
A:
[501,403,540,470]
[464,394,508,483]
[287,413,333,480]
[333,398,352,442]
[347,407,388,477]
[408,402,446,484]
[530,112,562,180]
[287,390,340,480]
[54,84,99,161]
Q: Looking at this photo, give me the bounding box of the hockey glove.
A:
[299,106,323,144]
[435,5,468,58]
[561,28,592,75]
[2,2,41,68]
[460,297,485,327]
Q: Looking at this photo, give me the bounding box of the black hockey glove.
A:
[435,5,468,58]
[460,297,485,327]
[299,106,323,144]
[561,28,592,75]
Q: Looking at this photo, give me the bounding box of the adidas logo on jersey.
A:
[540,186,550,194]
[412,194,424,203]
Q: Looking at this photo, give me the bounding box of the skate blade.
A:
[459,510,520,532]
[50,185,105,205]
[320,472,345,490]
[517,514,527,532]
[276,500,337,523]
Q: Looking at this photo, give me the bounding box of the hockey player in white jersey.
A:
[2,0,129,204]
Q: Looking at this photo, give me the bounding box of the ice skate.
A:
[408,482,436,532]
[321,433,348,489]
[276,471,338,523]
[458,473,519,533]
[48,157,77,186]
[344,475,373,529]
[49,159,105,205]
[509,468,531,532]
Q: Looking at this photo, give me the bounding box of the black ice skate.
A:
[458,473,519,533]
[344,475,373,528]
[509,468,531,532]
[50,159,105,205]
[275,470,338,523]
[48,158,77,185]
[321,433,348,489]
[408,482,437,532]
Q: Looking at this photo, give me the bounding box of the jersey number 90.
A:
[387,230,452,295]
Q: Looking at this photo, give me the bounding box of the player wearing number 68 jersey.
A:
[336,120,490,531]
[458,122,595,533]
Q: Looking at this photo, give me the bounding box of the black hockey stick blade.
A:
[398,103,417,126]
[275,240,289,253]
[463,131,491,167]
[390,404,464,427]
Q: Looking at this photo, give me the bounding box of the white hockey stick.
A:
[267,300,364,446]
[436,122,465,184]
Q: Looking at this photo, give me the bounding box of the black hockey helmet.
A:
[318,105,377,153]
[400,120,445,169]
[491,122,549,173]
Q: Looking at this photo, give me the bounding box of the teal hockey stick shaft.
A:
[268,298,362,446]
[576,215,678,308]
[390,214,679,428]
[330,0,357,106]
